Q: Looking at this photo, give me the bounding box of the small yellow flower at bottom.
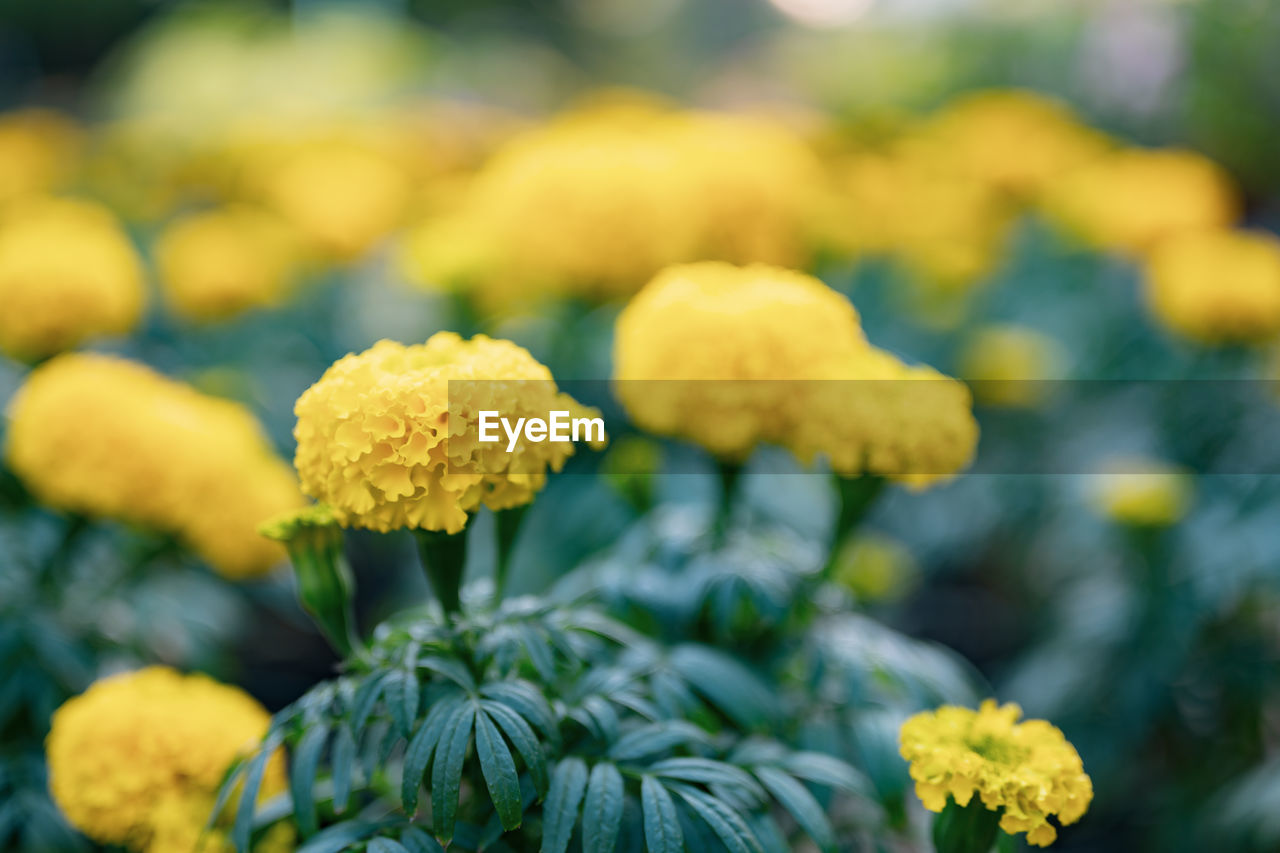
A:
[899,699,1093,847]
[45,666,288,853]
[1090,458,1192,527]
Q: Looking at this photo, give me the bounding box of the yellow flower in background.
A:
[900,700,1093,847]
[0,197,145,360]
[293,333,602,534]
[0,109,83,204]
[831,532,919,602]
[1143,229,1280,345]
[919,89,1110,196]
[613,262,867,459]
[45,666,287,853]
[156,205,304,322]
[5,354,303,578]
[1090,458,1192,527]
[958,324,1066,407]
[1040,148,1239,254]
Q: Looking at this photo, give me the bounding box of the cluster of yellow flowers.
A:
[294,332,602,534]
[899,699,1094,847]
[0,197,145,360]
[401,100,825,307]
[5,353,303,578]
[46,666,289,853]
[614,262,977,484]
[1089,458,1193,527]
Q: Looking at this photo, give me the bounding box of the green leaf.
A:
[209,758,247,829]
[583,763,624,853]
[541,757,589,853]
[482,680,557,739]
[232,743,273,853]
[754,767,835,853]
[649,758,764,800]
[291,724,329,838]
[331,724,357,814]
[352,672,390,733]
[296,820,390,853]
[669,646,776,730]
[400,826,446,853]
[388,671,420,737]
[401,698,460,817]
[476,709,524,831]
[418,656,478,692]
[368,839,411,853]
[640,776,683,853]
[431,703,475,844]
[483,699,549,798]
[670,784,763,853]
[610,722,708,763]
[518,623,558,682]
[780,753,868,794]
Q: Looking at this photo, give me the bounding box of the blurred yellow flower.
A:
[5,354,302,578]
[1090,458,1192,527]
[831,532,918,602]
[0,109,83,205]
[1040,148,1239,254]
[958,324,1066,407]
[293,333,602,534]
[613,262,977,484]
[0,197,145,360]
[900,699,1093,847]
[402,105,825,308]
[46,666,287,853]
[156,205,304,322]
[919,89,1110,197]
[1143,229,1280,344]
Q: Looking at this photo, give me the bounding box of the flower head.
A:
[1041,148,1238,254]
[0,109,83,204]
[900,699,1093,847]
[0,197,145,360]
[46,666,287,853]
[1143,229,1280,344]
[958,324,1066,407]
[293,333,602,534]
[5,353,303,578]
[1090,458,1192,527]
[155,205,304,322]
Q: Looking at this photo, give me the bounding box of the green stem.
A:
[932,798,1002,853]
[493,505,528,600]
[414,529,468,617]
[288,535,359,658]
[822,475,885,579]
[711,461,742,547]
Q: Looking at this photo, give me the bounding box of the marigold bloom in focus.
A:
[1090,458,1192,527]
[1040,148,1239,254]
[0,197,145,360]
[293,333,602,534]
[919,89,1109,196]
[1143,229,1280,345]
[0,109,83,204]
[614,262,977,483]
[156,205,304,322]
[46,666,287,853]
[5,354,303,578]
[900,699,1093,847]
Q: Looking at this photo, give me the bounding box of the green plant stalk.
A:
[822,474,886,579]
[932,798,1002,853]
[493,504,528,601]
[285,527,359,658]
[414,529,469,616]
[711,460,743,547]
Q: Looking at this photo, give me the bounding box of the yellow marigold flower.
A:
[1143,229,1280,344]
[293,333,602,534]
[46,666,287,853]
[1040,148,1239,254]
[919,89,1109,196]
[900,699,1093,847]
[155,205,304,322]
[613,262,978,483]
[0,197,145,360]
[1090,458,1192,527]
[613,262,867,459]
[831,532,918,602]
[958,324,1066,407]
[5,354,303,578]
[0,109,83,204]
